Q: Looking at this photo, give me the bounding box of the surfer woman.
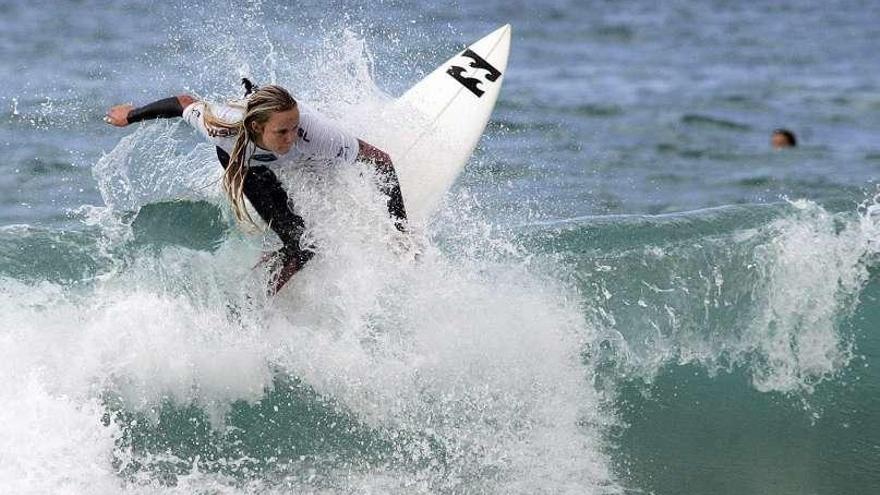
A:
[104,81,407,294]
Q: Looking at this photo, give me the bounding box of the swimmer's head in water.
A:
[772,128,797,149]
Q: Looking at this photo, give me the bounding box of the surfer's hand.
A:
[104,104,134,126]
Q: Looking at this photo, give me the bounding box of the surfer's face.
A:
[253,107,300,154]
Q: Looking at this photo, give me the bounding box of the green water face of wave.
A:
[612,275,880,495]
[524,200,880,495]
[104,375,397,487]
[0,201,227,283]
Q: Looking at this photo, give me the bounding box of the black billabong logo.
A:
[447,48,502,98]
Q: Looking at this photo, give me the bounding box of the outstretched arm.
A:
[104,94,196,127]
[357,139,407,230]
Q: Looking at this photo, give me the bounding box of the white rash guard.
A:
[181,100,360,170]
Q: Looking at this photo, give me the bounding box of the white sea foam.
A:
[0,16,619,495]
[0,186,618,493]
[739,199,872,392]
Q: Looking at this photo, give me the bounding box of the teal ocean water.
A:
[2,1,879,493]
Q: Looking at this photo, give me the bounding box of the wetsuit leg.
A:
[216,147,313,294]
[375,163,407,232]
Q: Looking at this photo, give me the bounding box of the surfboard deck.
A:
[389,24,512,222]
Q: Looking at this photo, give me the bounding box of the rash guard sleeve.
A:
[182,101,241,150]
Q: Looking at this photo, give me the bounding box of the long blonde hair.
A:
[203,85,297,225]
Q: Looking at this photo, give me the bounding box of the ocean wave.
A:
[1,180,619,494]
[530,200,880,396]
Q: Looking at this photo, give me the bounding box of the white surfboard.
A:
[390,24,512,222]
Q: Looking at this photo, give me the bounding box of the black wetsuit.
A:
[215,147,314,271]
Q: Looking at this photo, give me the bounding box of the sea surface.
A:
[2,0,880,493]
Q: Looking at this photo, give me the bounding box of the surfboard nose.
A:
[490,24,512,43]
[392,24,513,221]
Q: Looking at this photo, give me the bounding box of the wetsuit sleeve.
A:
[381,167,407,230]
[358,140,407,230]
[127,97,184,123]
